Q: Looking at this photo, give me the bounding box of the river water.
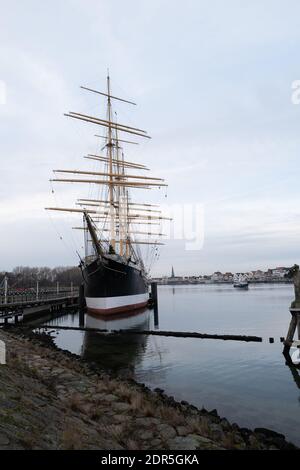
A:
[38,283,300,445]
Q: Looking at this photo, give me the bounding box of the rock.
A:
[248,435,261,449]
[150,438,161,448]
[1,329,298,452]
[112,402,131,412]
[135,417,161,427]
[140,430,154,440]
[231,422,240,431]
[78,403,93,415]
[60,373,76,381]
[101,394,119,402]
[176,426,189,436]
[0,400,17,410]
[240,427,251,437]
[254,428,285,440]
[220,418,230,429]
[157,424,176,440]
[168,436,199,450]
[112,414,131,423]
[52,368,66,376]
[209,424,225,441]
[232,433,246,447]
[0,434,10,446]
[188,434,213,445]
[93,393,106,401]
[266,437,296,450]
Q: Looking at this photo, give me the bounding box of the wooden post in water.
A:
[151,282,158,306]
[79,283,86,327]
[284,266,300,352]
[154,302,159,329]
[151,282,159,328]
[284,310,300,352]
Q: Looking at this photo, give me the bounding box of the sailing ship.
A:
[46,74,169,314]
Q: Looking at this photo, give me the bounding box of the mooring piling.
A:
[79,283,86,327]
[149,282,159,327]
[284,310,300,349]
[151,282,158,307]
[154,303,159,329]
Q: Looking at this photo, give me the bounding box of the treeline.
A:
[0,266,82,288]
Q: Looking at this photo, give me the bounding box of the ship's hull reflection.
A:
[82,307,151,375]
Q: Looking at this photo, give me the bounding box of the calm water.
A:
[38,284,300,445]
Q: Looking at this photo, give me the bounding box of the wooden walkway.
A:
[0,292,79,322]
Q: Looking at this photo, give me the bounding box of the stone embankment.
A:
[0,327,296,450]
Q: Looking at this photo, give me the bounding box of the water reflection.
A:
[82,308,152,375]
[282,347,300,410]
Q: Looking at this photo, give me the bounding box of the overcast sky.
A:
[1,0,300,276]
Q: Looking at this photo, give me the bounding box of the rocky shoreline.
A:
[0,326,297,450]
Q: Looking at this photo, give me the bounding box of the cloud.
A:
[1,0,300,275]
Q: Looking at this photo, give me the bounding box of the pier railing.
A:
[0,287,79,306]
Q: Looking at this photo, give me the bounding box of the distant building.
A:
[211,271,223,281]
[271,267,289,279]
[251,270,265,281]
[223,272,233,281]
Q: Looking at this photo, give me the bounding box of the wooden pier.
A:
[284,309,300,350]
[0,289,79,324]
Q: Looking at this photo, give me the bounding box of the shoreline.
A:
[153,280,293,286]
[0,326,297,450]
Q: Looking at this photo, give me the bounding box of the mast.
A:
[46,73,170,271]
[115,116,124,256]
[107,73,115,252]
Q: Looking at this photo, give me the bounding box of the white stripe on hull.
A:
[86,293,149,315]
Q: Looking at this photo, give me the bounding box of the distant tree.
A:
[0,266,82,288]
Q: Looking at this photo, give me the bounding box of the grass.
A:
[221,431,237,449]
[186,416,211,436]
[158,406,186,426]
[61,425,82,450]
[69,393,84,412]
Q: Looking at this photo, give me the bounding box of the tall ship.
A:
[46,74,169,315]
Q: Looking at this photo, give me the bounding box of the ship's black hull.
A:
[83,256,149,315]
